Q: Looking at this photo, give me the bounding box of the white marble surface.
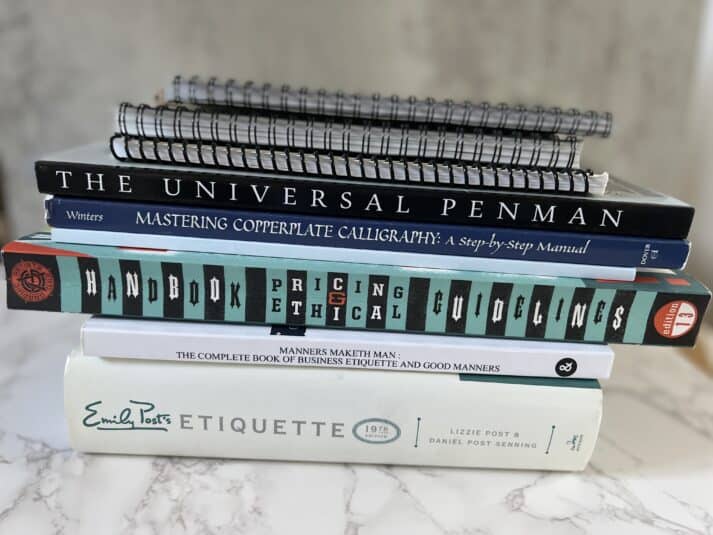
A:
[1,286,713,534]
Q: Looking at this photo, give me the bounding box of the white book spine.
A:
[50,228,636,281]
[65,351,603,470]
[81,317,614,379]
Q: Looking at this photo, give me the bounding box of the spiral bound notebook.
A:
[116,103,582,169]
[110,134,606,194]
[161,75,613,138]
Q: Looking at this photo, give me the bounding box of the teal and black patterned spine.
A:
[3,234,710,346]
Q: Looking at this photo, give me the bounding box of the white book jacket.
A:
[81,317,614,379]
[65,350,603,471]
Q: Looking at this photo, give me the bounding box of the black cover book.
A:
[109,134,608,195]
[35,144,693,239]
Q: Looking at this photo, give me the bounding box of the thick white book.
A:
[81,317,615,379]
[65,350,603,470]
[50,228,637,281]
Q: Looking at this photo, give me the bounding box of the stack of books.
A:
[3,76,710,471]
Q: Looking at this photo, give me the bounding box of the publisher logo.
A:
[653,300,698,339]
[555,357,577,377]
[566,433,584,452]
[352,418,401,444]
[10,260,55,303]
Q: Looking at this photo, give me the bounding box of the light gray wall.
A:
[0,0,706,275]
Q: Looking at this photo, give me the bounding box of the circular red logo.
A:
[653,300,698,339]
[10,260,55,303]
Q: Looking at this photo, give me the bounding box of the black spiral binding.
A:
[169,75,613,138]
[117,103,582,170]
[109,134,593,194]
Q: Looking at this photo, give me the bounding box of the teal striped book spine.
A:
[3,234,710,346]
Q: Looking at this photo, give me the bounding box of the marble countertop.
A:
[1,287,713,535]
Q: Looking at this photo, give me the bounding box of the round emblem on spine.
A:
[555,357,577,377]
[653,300,698,339]
[352,418,401,444]
[10,260,55,303]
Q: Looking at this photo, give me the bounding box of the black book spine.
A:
[36,160,692,238]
